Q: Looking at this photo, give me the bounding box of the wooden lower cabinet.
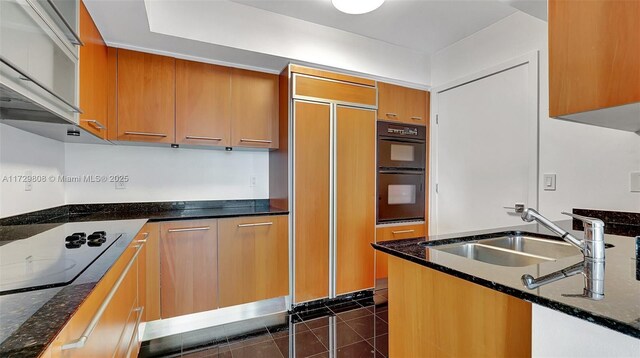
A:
[218,215,289,307]
[375,223,426,280]
[141,223,161,321]
[388,255,531,357]
[45,231,147,358]
[160,220,218,318]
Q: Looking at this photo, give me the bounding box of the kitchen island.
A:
[373,219,640,357]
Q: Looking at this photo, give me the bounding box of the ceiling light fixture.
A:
[332,0,385,14]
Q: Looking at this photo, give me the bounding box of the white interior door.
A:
[432,54,538,235]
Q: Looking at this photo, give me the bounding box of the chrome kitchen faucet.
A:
[515,207,605,262]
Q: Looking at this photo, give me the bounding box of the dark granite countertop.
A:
[0,200,289,357]
[372,220,640,339]
[1,200,289,242]
[0,219,147,357]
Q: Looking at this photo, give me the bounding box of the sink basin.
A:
[429,234,582,267]
[478,235,580,259]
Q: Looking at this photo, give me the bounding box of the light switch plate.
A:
[543,174,556,191]
[630,172,640,192]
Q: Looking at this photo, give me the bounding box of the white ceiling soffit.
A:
[83,0,290,73]
[231,0,518,53]
[143,0,431,85]
[500,0,547,21]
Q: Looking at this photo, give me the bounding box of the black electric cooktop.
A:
[0,222,123,295]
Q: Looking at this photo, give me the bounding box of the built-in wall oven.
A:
[377,121,426,223]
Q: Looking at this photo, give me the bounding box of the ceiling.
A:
[84,0,530,86]
[230,0,517,54]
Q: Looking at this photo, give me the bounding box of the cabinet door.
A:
[375,223,426,280]
[117,49,175,143]
[79,1,108,139]
[218,215,288,307]
[176,60,231,147]
[294,100,331,303]
[160,220,217,318]
[47,239,141,357]
[336,106,376,295]
[377,82,405,122]
[231,68,279,149]
[405,88,428,125]
[549,0,640,118]
[143,223,161,321]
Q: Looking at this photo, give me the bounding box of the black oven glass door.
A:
[378,171,425,223]
[378,139,425,170]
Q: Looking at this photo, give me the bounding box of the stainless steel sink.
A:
[430,235,582,267]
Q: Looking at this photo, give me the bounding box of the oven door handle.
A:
[378,169,425,175]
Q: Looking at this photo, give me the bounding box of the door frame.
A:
[429,51,540,235]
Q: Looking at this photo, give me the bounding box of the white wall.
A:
[0,124,66,218]
[431,12,640,220]
[532,304,640,357]
[63,143,269,204]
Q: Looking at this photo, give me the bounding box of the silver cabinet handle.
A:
[392,229,415,235]
[0,56,82,114]
[185,136,222,141]
[124,131,167,137]
[410,116,423,121]
[45,0,84,46]
[167,226,210,233]
[237,222,273,228]
[62,242,144,350]
[385,113,398,117]
[82,119,106,130]
[240,139,272,144]
[124,306,145,358]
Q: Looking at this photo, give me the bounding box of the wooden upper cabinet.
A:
[231,68,279,149]
[78,1,108,139]
[378,82,429,125]
[176,60,231,147]
[116,49,175,143]
[549,0,640,120]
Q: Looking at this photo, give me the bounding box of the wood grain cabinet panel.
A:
[231,68,279,149]
[218,215,289,307]
[549,0,640,117]
[160,220,218,318]
[378,82,429,125]
[388,255,531,357]
[336,106,376,295]
[116,49,175,143]
[141,222,160,322]
[294,100,331,303]
[375,223,426,280]
[78,1,108,139]
[176,60,231,147]
[46,237,143,358]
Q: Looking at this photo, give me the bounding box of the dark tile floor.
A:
[139,290,389,358]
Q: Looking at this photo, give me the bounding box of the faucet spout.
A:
[521,208,584,251]
[515,207,605,262]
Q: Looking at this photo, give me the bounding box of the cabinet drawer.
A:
[218,215,289,307]
[47,239,143,357]
[376,223,425,279]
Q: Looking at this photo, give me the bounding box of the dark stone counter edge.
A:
[0,199,277,226]
[371,242,640,340]
[144,209,289,222]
